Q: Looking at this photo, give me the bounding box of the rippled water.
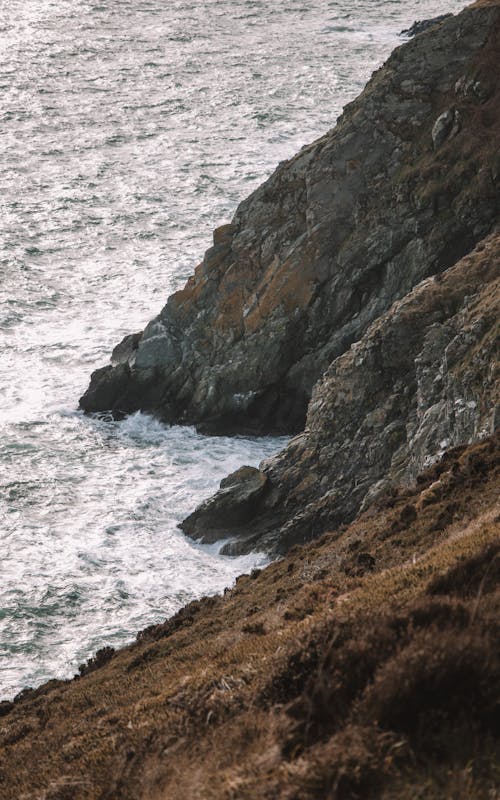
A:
[0,0,465,697]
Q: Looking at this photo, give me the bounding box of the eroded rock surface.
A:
[185,234,499,554]
[80,3,500,435]
[181,466,267,544]
[400,14,453,38]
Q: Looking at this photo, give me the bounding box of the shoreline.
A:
[1,3,499,796]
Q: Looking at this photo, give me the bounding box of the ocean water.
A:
[0,0,466,698]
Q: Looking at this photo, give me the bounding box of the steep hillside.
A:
[0,435,498,799]
[80,3,500,435]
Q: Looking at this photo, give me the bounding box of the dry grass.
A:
[0,433,498,799]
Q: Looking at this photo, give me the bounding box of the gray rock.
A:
[80,4,500,436]
[431,108,462,150]
[111,332,142,367]
[400,15,453,38]
[432,109,454,149]
[184,233,499,555]
[180,466,268,544]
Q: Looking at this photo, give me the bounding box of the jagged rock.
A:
[186,233,499,555]
[111,332,142,367]
[180,466,268,545]
[80,4,500,435]
[400,14,453,38]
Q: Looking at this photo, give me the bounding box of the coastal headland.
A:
[1,3,499,797]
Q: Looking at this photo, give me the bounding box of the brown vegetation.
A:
[0,434,498,799]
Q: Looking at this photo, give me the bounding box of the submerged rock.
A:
[80,4,500,435]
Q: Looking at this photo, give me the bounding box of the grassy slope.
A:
[0,433,498,799]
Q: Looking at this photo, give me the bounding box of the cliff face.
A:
[181,234,500,553]
[80,3,500,435]
[177,2,500,555]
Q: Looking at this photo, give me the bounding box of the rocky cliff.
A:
[182,233,499,554]
[180,0,500,555]
[80,2,500,438]
[2,6,500,798]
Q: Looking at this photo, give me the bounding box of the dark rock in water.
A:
[180,466,268,545]
[400,15,453,38]
[80,4,500,436]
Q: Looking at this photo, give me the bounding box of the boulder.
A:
[180,466,268,545]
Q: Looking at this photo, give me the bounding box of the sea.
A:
[0,0,466,698]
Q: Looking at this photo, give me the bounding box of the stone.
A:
[180,466,268,544]
[79,4,500,435]
[111,332,142,367]
[400,14,453,38]
[431,109,454,149]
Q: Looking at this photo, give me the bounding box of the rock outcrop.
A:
[3,8,500,797]
[183,233,499,554]
[80,3,500,436]
[400,14,454,38]
[182,466,268,544]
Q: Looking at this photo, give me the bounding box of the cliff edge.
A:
[180,2,500,555]
[80,3,500,437]
[182,232,499,554]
